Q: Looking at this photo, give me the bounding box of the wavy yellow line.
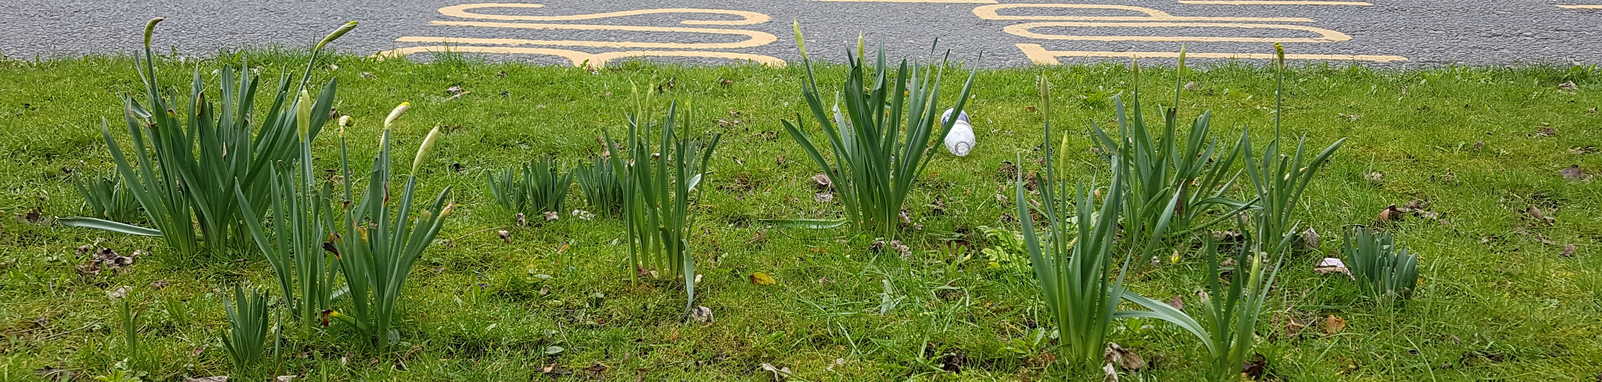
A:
[438,3,771,25]
[372,45,784,68]
[427,20,777,49]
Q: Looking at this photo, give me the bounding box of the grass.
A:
[0,52,1599,380]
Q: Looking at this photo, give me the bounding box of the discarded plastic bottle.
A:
[942,109,975,157]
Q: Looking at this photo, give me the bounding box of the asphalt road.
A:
[5,0,1602,68]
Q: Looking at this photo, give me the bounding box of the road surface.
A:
[5,0,1601,68]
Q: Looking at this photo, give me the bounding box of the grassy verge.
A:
[1,54,1599,380]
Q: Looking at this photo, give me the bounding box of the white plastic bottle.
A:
[941,109,976,157]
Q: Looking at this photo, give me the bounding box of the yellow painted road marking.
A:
[383,3,782,68]
[818,0,996,3]
[1003,21,1351,43]
[1178,1,1372,5]
[1558,5,1602,9]
[973,4,1312,22]
[374,46,784,68]
[1016,44,1406,64]
[438,3,770,25]
[427,20,776,49]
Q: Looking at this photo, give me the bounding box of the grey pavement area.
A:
[4,0,1601,67]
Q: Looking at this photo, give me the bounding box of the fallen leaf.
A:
[1560,164,1592,181]
[1376,205,1404,223]
[1103,343,1147,371]
[543,211,559,222]
[718,78,734,87]
[1166,295,1184,310]
[106,285,131,300]
[496,230,511,243]
[1535,126,1558,137]
[814,192,834,203]
[1561,244,1576,258]
[1301,228,1322,250]
[1526,206,1556,225]
[1102,362,1119,382]
[1363,171,1384,184]
[571,209,595,221]
[811,173,832,190]
[997,161,1018,181]
[1315,258,1352,279]
[691,306,714,323]
[749,272,777,285]
[515,213,528,226]
[21,207,43,223]
[1558,81,1579,91]
[185,377,229,382]
[760,362,793,381]
[1241,353,1268,379]
[1570,146,1598,155]
[826,358,847,371]
[1280,312,1310,338]
[1323,315,1346,335]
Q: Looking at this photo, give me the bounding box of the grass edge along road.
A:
[1,43,1600,380]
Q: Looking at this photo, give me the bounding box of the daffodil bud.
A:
[143,18,163,50]
[296,89,313,139]
[1274,42,1286,69]
[337,115,351,137]
[1177,45,1188,73]
[315,21,358,53]
[792,20,808,61]
[412,125,442,174]
[855,32,865,62]
[384,101,411,130]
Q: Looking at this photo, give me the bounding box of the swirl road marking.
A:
[438,3,770,25]
[424,21,777,49]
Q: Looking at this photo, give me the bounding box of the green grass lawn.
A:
[1,53,1599,381]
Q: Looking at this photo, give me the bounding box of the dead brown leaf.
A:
[1560,164,1592,181]
[1526,206,1556,225]
[1376,204,1404,224]
[1242,353,1268,380]
[1280,312,1310,338]
[814,192,834,203]
[1323,315,1347,335]
[1104,343,1147,371]
[691,306,714,323]
[1535,126,1558,137]
[997,161,1018,181]
[811,173,832,190]
[1558,81,1579,91]
[1561,244,1577,258]
[1300,228,1322,250]
[496,230,510,243]
[21,208,43,224]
